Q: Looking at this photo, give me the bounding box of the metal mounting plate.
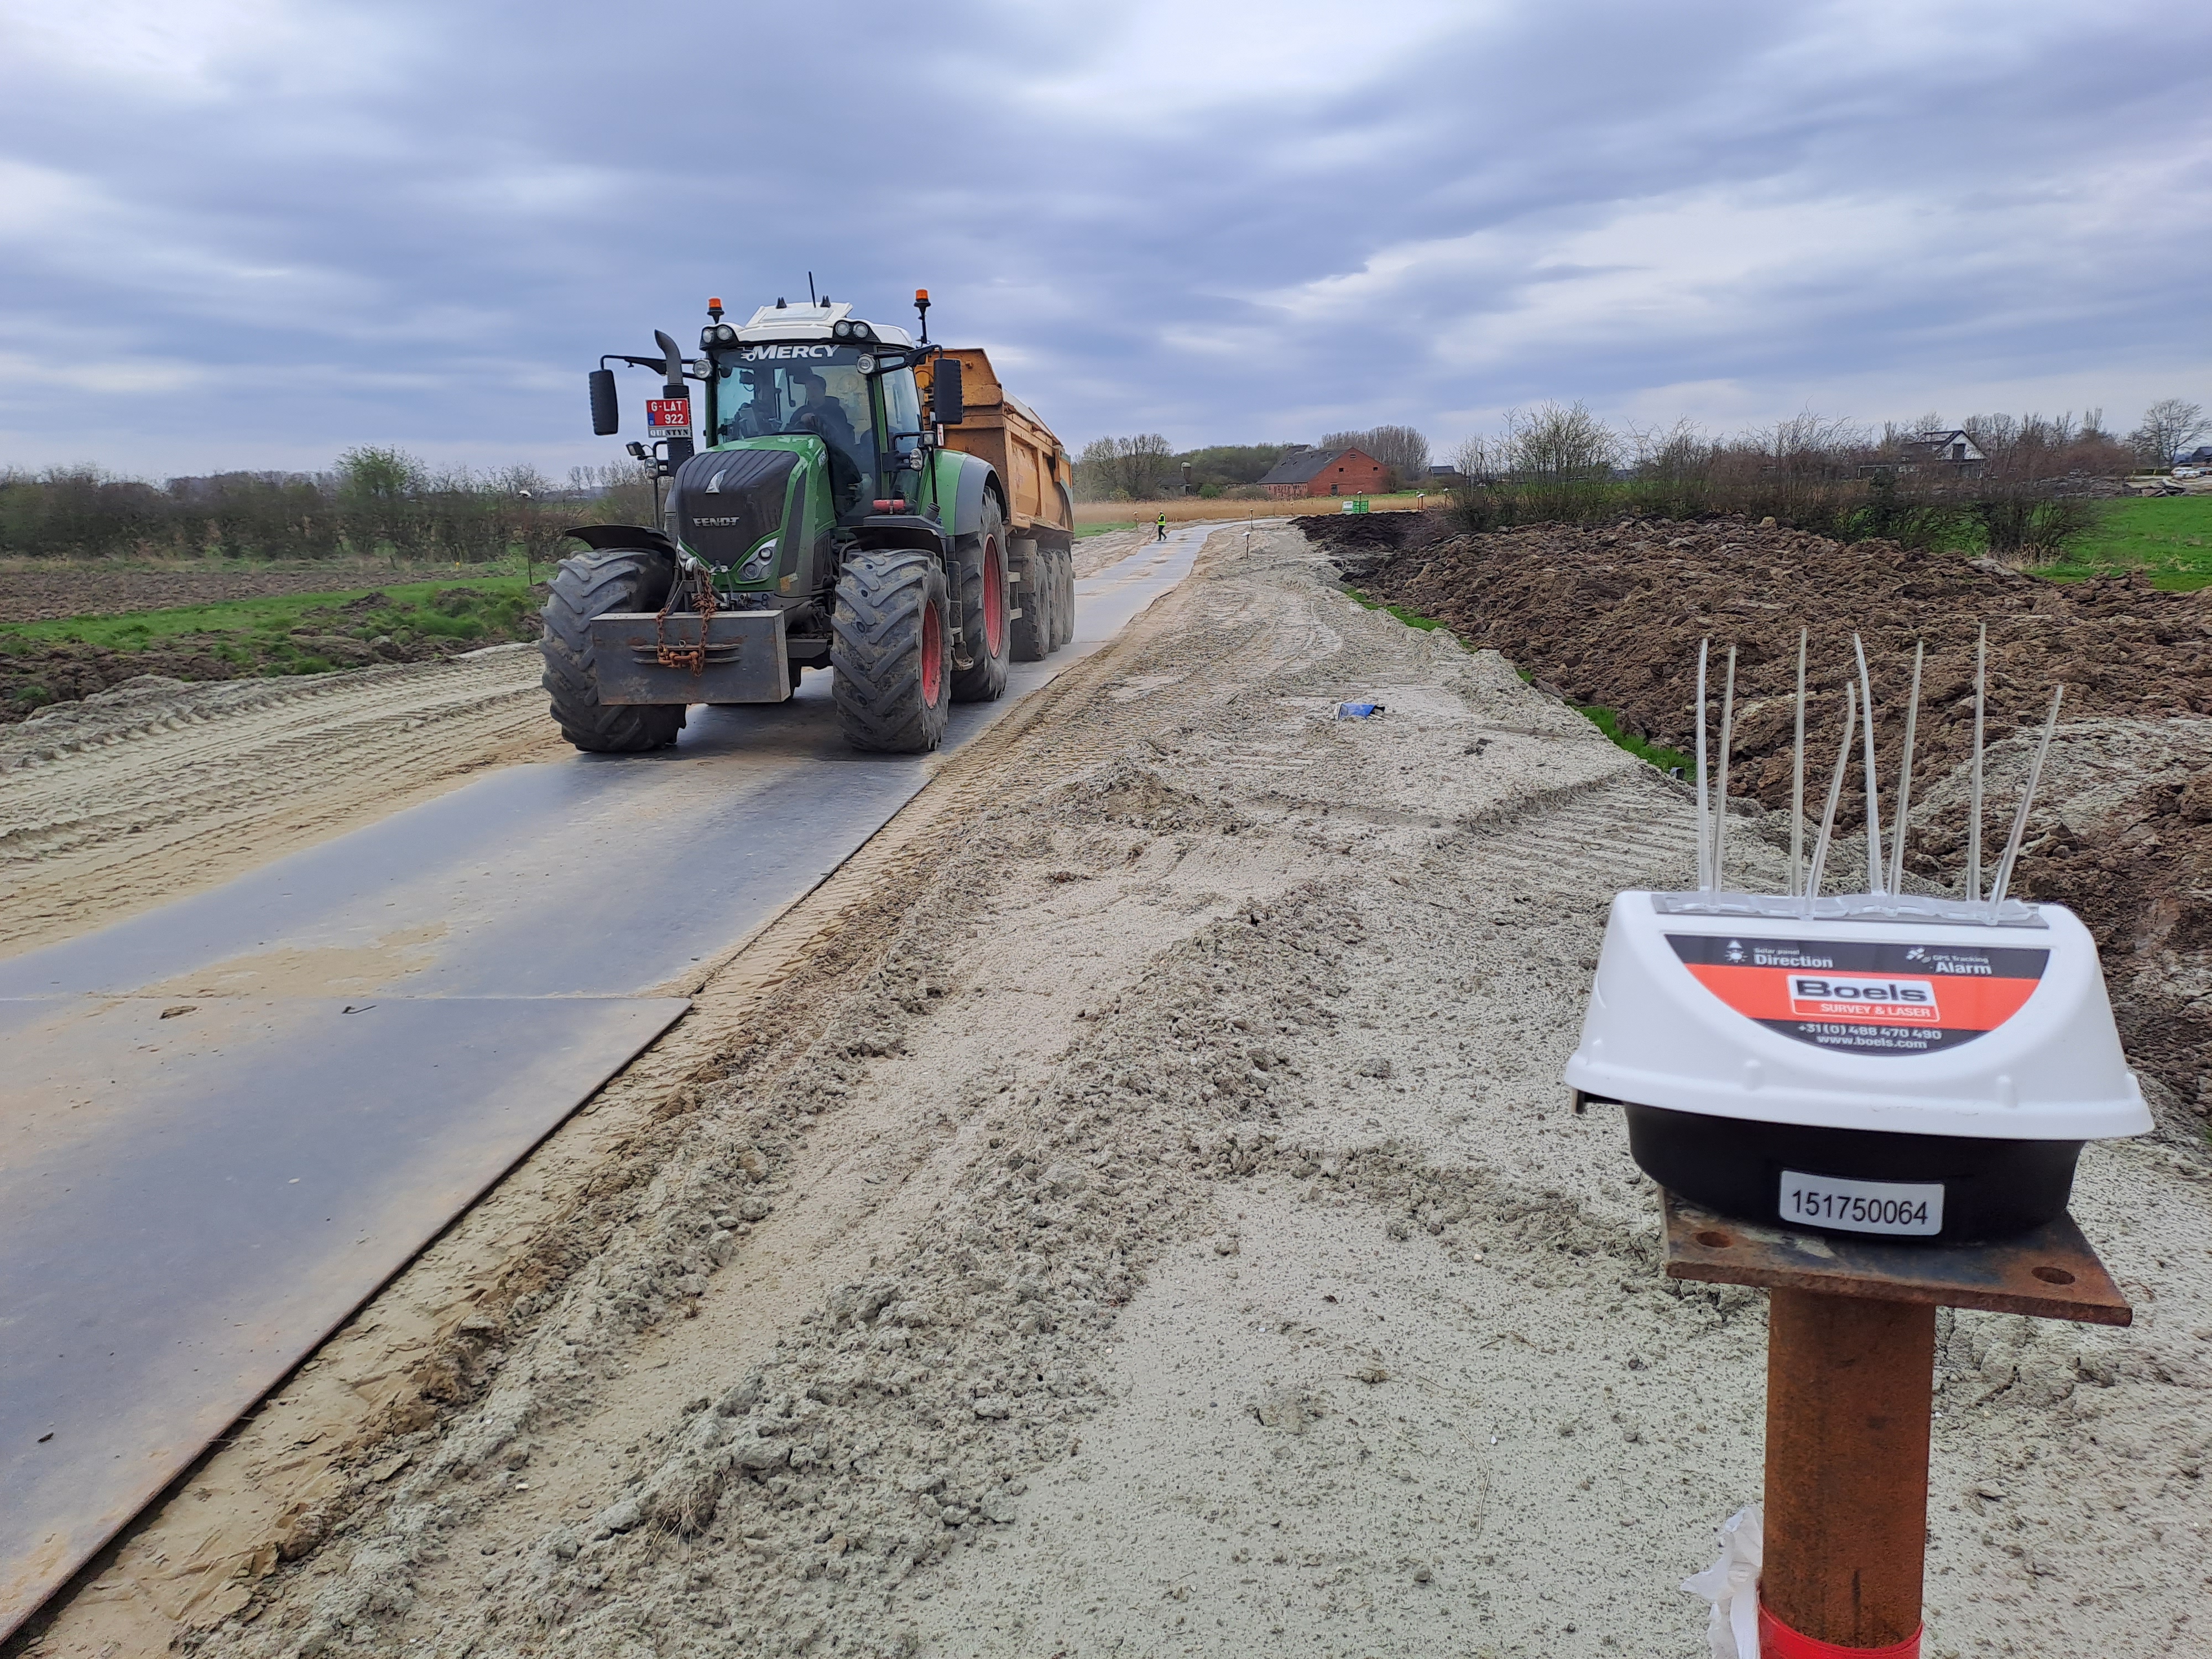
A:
[1662,1190,2132,1325]
[589,609,789,705]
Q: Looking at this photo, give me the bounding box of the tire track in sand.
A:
[0,649,562,955]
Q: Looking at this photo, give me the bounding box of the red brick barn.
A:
[1256,445,1392,499]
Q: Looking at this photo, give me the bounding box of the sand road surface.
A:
[0,646,563,955]
[18,526,2212,1659]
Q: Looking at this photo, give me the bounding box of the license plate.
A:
[1778,1170,1944,1237]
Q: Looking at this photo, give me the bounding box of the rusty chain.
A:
[653,562,718,677]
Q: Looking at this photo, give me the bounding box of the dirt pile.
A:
[1313,510,2212,1116]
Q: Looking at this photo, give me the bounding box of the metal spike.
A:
[1968,623,1986,901]
[1989,685,2064,914]
[1803,680,1856,916]
[1712,646,1737,892]
[1790,630,1807,897]
[1887,640,1924,894]
[1694,639,1712,892]
[1853,634,1883,893]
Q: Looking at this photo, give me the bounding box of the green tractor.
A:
[544,290,1074,755]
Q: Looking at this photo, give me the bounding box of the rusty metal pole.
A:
[1761,1288,1935,1651]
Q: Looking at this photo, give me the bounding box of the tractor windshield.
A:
[713,343,877,510]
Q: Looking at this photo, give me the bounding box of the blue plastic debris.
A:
[1335,702,1385,719]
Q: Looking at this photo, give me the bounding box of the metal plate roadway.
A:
[0,529,1203,1636]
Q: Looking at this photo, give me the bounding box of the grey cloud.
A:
[0,0,2206,474]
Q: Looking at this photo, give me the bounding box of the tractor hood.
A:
[671,444,803,570]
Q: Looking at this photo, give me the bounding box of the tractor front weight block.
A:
[588,609,792,705]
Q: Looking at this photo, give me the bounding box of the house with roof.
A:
[1897,429,1987,472]
[1256,445,1391,499]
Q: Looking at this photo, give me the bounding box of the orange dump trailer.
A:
[919,347,1076,548]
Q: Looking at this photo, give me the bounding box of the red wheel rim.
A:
[982,539,1005,657]
[921,589,944,707]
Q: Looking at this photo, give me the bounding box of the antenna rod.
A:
[1694,640,1712,891]
[1886,640,1924,894]
[1712,645,1737,892]
[1968,623,1986,900]
[1987,685,2063,915]
[1853,634,1884,893]
[1803,680,1857,916]
[807,270,817,305]
[1790,629,1807,897]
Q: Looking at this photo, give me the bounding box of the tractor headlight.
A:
[832,321,852,339]
[856,354,876,375]
[851,321,874,341]
[740,537,778,578]
[714,324,737,344]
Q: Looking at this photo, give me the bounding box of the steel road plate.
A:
[0,993,686,1637]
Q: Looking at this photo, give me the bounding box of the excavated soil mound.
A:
[1310,510,2212,1116]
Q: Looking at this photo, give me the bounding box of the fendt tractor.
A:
[543,289,1079,754]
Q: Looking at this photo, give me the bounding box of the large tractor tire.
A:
[540,548,687,753]
[950,498,1010,703]
[832,550,952,753]
[1049,544,1076,649]
[1008,539,1050,663]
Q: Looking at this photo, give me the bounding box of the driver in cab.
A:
[785,372,857,452]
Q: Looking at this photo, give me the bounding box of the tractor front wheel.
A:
[831,550,952,753]
[540,548,687,753]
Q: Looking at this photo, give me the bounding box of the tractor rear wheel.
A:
[950,499,1010,703]
[540,548,686,753]
[832,550,951,753]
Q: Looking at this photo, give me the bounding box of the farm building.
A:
[1256,445,1391,499]
[1898,429,1987,470]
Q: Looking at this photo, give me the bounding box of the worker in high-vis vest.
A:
[1155,511,1167,541]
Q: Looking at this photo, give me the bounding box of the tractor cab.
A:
[702,303,926,528]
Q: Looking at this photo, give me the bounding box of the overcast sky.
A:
[3,0,2208,478]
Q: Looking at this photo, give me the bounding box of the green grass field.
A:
[2043,495,2212,589]
[0,576,544,709]
[0,575,538,653]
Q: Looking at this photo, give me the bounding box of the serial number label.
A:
[1778,1170,1944,1237]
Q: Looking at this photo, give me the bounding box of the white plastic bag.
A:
[1682,1502,1764,1659]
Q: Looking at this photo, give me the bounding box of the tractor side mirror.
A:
[932,358,964,427]
[588,368,620,436]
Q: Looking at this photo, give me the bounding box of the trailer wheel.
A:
[950,499,1010,703]
[1050,545,1076,649]
[832,550,951,753]
[540,548,687,753]
[1009,540,1051,663]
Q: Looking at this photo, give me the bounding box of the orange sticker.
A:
[1668,936,2047,1056]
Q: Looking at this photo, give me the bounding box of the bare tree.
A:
[1452,434,1504,484]
[1072,434,1176,500]
[1319,425,1431,488]
[1504,402,1619,518]
[2129,398,2207,467]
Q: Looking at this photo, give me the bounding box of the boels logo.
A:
[1787,974,1942,1024]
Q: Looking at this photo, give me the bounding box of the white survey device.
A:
[1566,634,2150,1243]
